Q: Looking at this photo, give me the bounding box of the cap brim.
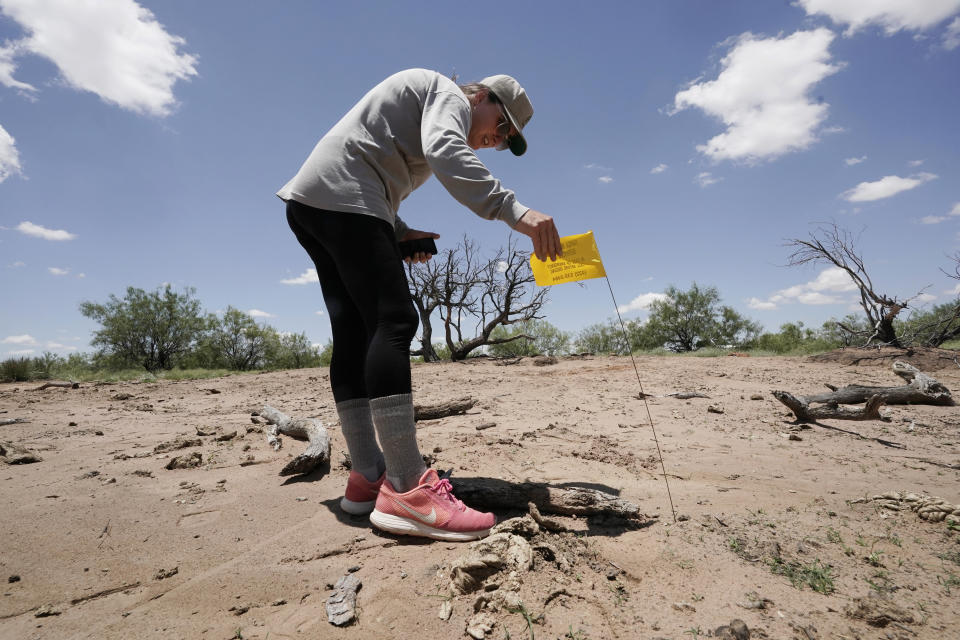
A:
[497,103,527,156]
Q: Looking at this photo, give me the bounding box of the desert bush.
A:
[1,357,33,382]
[644,283,761,352]
[80,285,206,372]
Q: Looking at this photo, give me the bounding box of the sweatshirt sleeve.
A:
[420,90,530,228]
[394,215,410,241]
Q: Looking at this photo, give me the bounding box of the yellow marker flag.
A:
[530,231,606,286]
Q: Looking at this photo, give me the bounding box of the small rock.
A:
[165,452,202,470]
[707,405,724,414]
[8,574,20,583]
[672,602,696,612]
[215,431,237,442]
[112,393,133,401]
[750,394,764,400]
[195,426,217,436]
[34,604,61,617]
[154,566,178,580]
[532,355,557,366]
[465,612,496,638]
[438,599,452,620]
[228,603,250,616]
[68,421,78,427]
[295,496,307,502]
[271,599,286,606]
[347,565,360,573]
[326,574,362,626]
[94,430,104,436]
[714,619,750,640]
[475,422,497,431]
[846,593,914,627]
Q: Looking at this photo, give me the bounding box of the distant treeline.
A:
[3,282,957,383]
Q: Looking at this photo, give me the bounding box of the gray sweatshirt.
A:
[276,69,529,239]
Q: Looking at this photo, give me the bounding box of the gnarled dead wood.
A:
[32,381,79,390]
[804,361,952,406]
[448,476,651,521]
[260,405,330,477]
[414,396,477,421]
[772,391,887,422]
[773,360,953,422]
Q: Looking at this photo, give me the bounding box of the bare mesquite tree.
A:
[407,235,548,361]
[901,252,960,347]
[787,224,926,348]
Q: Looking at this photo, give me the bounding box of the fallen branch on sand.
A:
[773,360,953,422]
[260,405,330,477]
[448,475,651,520]
[0,418,29,426]
[414,397,477,421]
[32,381,80,391]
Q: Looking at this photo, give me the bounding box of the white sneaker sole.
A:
[369,510,491,542]
[340,497,376,515]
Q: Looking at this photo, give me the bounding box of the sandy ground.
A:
[1,353,959,640]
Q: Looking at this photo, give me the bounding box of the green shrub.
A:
[1,357,33,382]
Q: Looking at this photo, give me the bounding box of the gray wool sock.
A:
[369,393,426,493]
[336,398,385,482]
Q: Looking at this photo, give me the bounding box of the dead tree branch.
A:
[414,397,477,421]
[260,405,330,476]
[773,360,953,421]
[32,381,80,390]
[448,476,650,520]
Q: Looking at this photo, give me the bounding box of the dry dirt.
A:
[1,353,959,640]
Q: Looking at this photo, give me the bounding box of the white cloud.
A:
[496,260,508,272]
[915,293,937,304]
[9,261,25,268]
[617,292,669,314]
[598,176,613,184]
[280,268,318,285]
[0,123,22,182]
[45,341,76,351]
[952,202,960,215]
[16,221,76,241]
[908,159,925,167]
[921,215,947,224]
[2,334,36,345]
[48,266,69,275]
[797,0,960,36]
[672,29,841,163]
[748,266,856,310]
[842,172,937,202]
[0,0,198,117]
[583,163,613,172]
[650,163,668,174]
[4,348,35,356]
[945,283,960,296]
[945,17,960,49]
[695,172,721,187]
[248,309,275,318]
[844,155,867,165]
[0,41,35,94]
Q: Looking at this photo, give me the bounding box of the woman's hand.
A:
[515,209,561,261]
[400,229,441,264]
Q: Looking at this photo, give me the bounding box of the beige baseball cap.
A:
[480,74,533,156]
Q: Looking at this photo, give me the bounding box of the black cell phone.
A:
[398,237,437,259]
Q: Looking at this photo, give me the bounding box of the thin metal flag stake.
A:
[598,258,678,524]
[530,231,677,523]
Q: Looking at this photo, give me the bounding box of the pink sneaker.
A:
[340,470,385,515]
[369,469,495,541]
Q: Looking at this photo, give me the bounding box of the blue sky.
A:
[2,0,959,358]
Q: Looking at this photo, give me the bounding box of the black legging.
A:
[286,200,419,401]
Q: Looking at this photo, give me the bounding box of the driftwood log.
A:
[773,360,953,422]
[260,405,330,477]
[0,418,28,426]
[448,476,648,520]
[414,397,477,421]
[32,381,80,390]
